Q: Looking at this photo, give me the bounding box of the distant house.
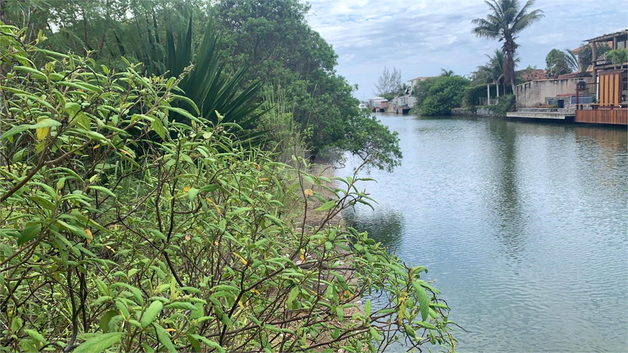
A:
[584,29,628,107]
[515,77,594,110]
[368,97,387,107]
[409,76,437,90]
[391,94,416,114]
[368,97,388,111]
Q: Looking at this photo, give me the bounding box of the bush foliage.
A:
[413,74,470,116]
[486,95,516,116]
[0,24,454,352]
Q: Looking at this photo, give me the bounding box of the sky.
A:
[305,0,628,101]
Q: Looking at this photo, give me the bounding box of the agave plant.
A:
[130,18,265,141]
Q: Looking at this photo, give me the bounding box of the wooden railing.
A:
[575,108,628,125]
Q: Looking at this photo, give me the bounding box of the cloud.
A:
[306,0,628,99]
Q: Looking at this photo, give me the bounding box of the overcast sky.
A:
[305,0,628,100]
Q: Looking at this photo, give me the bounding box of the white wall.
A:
[515,77,594,108]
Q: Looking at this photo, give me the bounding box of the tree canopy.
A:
[0,0,401,171]
[545,48,578,78]
[413,72,470,116]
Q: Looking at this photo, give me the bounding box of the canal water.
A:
[336,114,628,352]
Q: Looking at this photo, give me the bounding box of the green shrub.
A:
[414,75,470,116]
[0,23,454,352]
[487,95,516,116]
[606,48,628,66]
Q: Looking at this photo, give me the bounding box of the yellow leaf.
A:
[234,252,247,266]
[85,228,93,244]
[206,197,222,215]
[36,127,49,141]
[183,186,190,193]
[304,189,314,197]
[299,249,305,262]
[165,328,176,333]
[251,289,260,296]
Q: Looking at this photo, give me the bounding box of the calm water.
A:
[337,114,628,352]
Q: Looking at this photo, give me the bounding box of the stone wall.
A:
[451,107,502,118]
[514,77,594,109]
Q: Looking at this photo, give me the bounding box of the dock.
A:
[506,111,574,121]
[507,108,627,125]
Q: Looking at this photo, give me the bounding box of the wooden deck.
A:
[575,108,628,125]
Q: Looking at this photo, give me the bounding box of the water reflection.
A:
[336,114,628,352]
[344,208,404,253]
[486,120,526,263]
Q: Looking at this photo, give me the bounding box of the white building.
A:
[368,97,388,108]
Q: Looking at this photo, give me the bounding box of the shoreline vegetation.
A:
[0,1,455,350]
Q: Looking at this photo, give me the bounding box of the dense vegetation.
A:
[0,0,400,170]
[412,72,470,116]
[0,1,452,351]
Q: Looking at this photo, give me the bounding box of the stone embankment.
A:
[451,107,503,117]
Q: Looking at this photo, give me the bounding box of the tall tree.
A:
[472,0,543,94]
[576,43,610,74]
[374,66,402,98]
[211,0,401,168]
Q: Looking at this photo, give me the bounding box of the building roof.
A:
[557,72,583,79]
[409,76,437,82]
[585,29,628,43]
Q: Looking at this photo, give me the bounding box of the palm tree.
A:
[440,68,455,77]
[486,49,505,96]
[472,0,544,95]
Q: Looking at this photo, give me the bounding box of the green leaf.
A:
[0,125,30,141]
[151,118,166,139]
[88,185,116,198]
[18,224,41,245]
[189,334,225,353]
[287,287,299,307]
[187,187,199,202]
[31,118,62,129]
[415,321,438,330]
[154,323,177,353]
[414,280,430,322]
[74,333,121,353]
[314,200,336,212]
[165,302,197,311]
[336,306,344,320]
[24,329,47,344]
[165,106,201,123]
[113,283,144,305]
[85,131,108,142]
[141,301,164,328]
[364,299,371,316]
